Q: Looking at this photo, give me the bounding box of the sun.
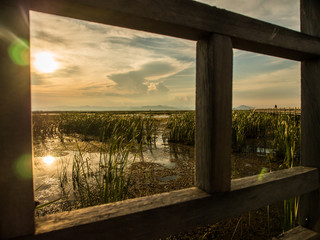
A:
[33,52,59,73]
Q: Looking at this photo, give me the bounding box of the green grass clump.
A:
[32,112,158,145]
[232,111,300,165]
[232,111,273,152]
[33,111,301,166]
[59,113,158,145]
[32,113,60,141]
[164,112,195,145]
[58,136,138,208]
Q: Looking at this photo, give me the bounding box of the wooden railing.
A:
[1,0,320,239]
[254,108,301,116]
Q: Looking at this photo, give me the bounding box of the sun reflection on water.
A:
[42,155,55,165]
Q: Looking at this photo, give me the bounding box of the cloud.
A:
[80,85,102,91]
[31,73,47,85]
[233,51,298,80]
[33,30,69,46]
[30,4,299,110]
[148,82,169,94]
[108,60,185,95]
[54,65,82,78]
[161,67,195,88]
[109,36,195,63]
[170,95,195,106]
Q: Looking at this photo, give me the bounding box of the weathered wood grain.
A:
[27,0,320,60]
[0,1,35,239]
[196,34,232,193]
[300,0,320,231]
[1,1,319,239]
[19,167,317,240]
[272,225,320,240]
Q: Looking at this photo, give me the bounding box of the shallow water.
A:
[33,131,195,206]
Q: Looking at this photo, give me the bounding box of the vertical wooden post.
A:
[0,1,34,238]
[300,0,320,231]
[196,34,233,193]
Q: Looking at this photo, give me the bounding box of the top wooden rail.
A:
[4,0,320,61]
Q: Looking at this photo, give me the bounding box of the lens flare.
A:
[43,156,55,165]
[8,38,30,66]
[14,154,32,179]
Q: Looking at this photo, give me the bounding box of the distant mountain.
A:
[33,105,191,111]
[233,105,254,110]
[134,105,178,111]
[41,105,113,111]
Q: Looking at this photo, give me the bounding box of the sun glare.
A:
[33,52,59,73]
[42,155,55,165]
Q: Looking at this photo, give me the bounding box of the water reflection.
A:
[42,155,55,165]
[256,147,272,154]
[33,131,196,214]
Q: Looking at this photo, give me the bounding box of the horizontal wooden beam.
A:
[272,226,320,240]
[17,167,317,240]
[26,0,320,61]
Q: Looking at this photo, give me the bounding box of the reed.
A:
[58,135,138,208]
[164,112,195,145]
[33,112,159,146]
[282,197,299,232]
[164,110,301,164]
[32,113,60,141]
[34,110,301,231]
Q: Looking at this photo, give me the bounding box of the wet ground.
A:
[33,128,196,212]
[33,130,288,239]
[33,128,284,216]
[32,112,291,239]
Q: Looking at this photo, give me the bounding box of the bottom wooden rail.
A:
[272,225,320,240]
[15,166,319,240]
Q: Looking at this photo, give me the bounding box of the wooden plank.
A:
[0,1,35,239]
[272,226,320,240]
[27,0,320,60]
[196,34,232,193]
[300,0,320,231]
[14,167,317,240]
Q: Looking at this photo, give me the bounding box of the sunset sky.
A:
[30,0,300,111]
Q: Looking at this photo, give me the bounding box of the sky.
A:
[30,0,300,111]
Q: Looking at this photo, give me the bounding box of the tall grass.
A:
[282,197,299,232]
[32,113,60,141]
[272,114,300,168]
[232,111,301,162]
[58,113,154,143]
[34,110,301,231]
[165,110,301,233]
[164,112,195,145]
[164,111,301,164]
[232,111,273,152]
[58,136,138,208]
[32,110,301,160]
[33,112,158,145]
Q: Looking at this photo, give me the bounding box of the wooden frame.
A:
[1,0,319,239]
[300,0,320,231]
